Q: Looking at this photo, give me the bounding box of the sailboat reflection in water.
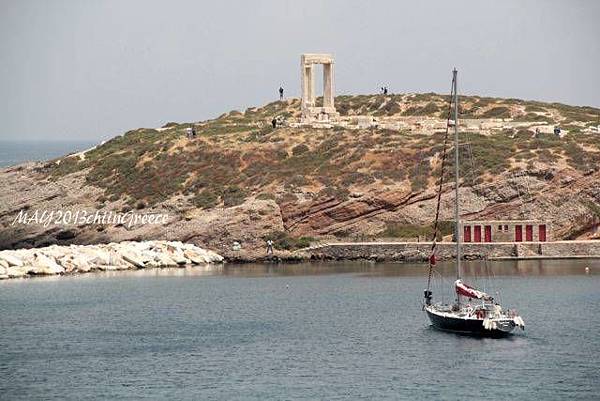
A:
[423,69,525,337]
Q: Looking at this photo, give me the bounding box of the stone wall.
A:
[306,240,600,262]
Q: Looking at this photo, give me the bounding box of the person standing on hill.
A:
[279,86,284,100]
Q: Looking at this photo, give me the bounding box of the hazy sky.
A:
[1,0,599,141]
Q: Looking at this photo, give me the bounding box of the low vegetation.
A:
[264,231,315,250]
[381,221,454,240]
[42,94,600,216]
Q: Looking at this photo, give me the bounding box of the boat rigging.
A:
[423,69,525,337]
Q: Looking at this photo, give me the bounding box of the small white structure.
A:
[300,53,339,122]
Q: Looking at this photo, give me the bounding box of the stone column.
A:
[323,63,334,108]
[301,64,315,109]
[301,60,308,110]
[307,65,314,106]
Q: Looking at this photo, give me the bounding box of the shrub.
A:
[481,106,511,118]
[410,172,429,192]
[381,221,453,240]
[263,231,315,250]
[192,190,218,209]
[524,105,547,113]
[292,144,309,156]
[318,186,350,201]
[49,156,83,177]
[403,102,439,116]
[419,102,440,115]
[374,100,402,116]
[340,172,373,186]
[285,174,308,188]
[562,141,600,172]
[221,185,247,207]
[256,192,276,201]
[584,200,600,218]
[536,149,558,163]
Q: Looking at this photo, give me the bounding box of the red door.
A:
[474,226,482,242]
[484,225,492,242]
[515,225,523,242]
[464,226,471,242]
[525,225,533,241]
[539,225,547,242]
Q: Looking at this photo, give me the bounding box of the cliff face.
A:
[1,94,599,257]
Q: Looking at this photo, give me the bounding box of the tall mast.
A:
[453,68,461,283]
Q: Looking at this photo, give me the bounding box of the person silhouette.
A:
[279,86,284,100]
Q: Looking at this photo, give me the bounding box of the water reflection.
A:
[60,259,600,280]
[2,259,596,284]
[217,259,598,278]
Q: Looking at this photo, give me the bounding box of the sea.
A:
[1,259,598,400]
[0,140,98,168]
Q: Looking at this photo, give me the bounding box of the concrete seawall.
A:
[304,240,600,261]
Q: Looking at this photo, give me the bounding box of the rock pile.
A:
[0,241,224,279]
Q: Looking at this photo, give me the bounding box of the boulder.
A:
[121,251,145,268]
[7,265,29,278]
[56,256,80,273]
[77,247,111,266]
[75,261,92,273]
[184,249,210,264]
[29,253,65,275]
[0,253,24,267]
[0,240,223,279]
[154,253,179,267]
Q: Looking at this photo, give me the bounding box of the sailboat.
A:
[423,69,525,337]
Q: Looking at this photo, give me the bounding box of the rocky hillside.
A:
[1,94,599,259]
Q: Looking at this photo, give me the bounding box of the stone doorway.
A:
[300,53,339,122]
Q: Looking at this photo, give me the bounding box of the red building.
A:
[461,220,550,243]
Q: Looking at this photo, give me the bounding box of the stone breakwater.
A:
[0,241,224,279]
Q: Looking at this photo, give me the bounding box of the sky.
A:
[1,0,599,141]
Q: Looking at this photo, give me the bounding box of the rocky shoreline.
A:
[2,239,599,280]
[0,241,223,280]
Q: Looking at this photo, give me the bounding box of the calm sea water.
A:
[0,140,97,168]
[1,259,599,400]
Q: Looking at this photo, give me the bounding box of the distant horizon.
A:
[2,0,599,141]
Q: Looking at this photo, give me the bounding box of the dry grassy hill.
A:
[1,94,599,259]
